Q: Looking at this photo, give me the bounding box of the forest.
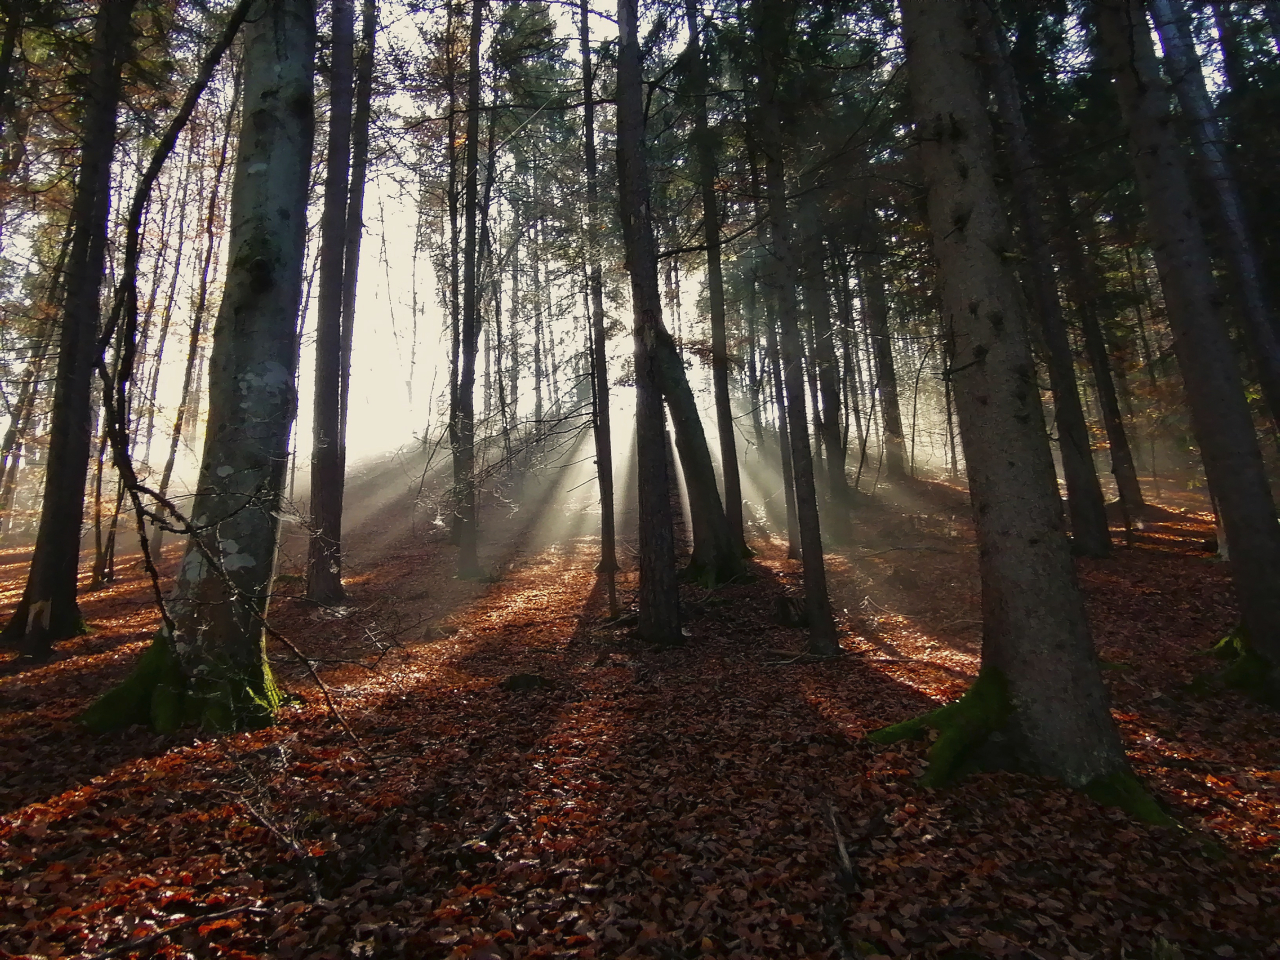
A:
[0,0,1279,957]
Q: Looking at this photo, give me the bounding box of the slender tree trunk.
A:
[82,0,316,734]
[685,0,745,555]
[2,0,138,657]
[337,0,377,466]
[977,4,1111,557]
[802,250,850,539]
[755,0,837,655]
[0,0,24,140]
[582,0,618,614]
[767,300,800,559]
[155,69,238,557]
[862,219,906,480]
[882,0,1136,800]
[1053,188,1146,517]
[616,0,680,647]
[307,0,356,603]
[1098,0,1280,685]
[455,0,485,578]
[1152,0,1280,435]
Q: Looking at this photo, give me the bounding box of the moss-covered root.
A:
[1083,771,1175,826]
[1207,625,1280,707]
[78,635,283,734]
[868,668,1011,788]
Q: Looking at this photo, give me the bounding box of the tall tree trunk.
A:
[766,300,800,559]
[1097,0,1280,689]
[878,0,1140,805]
[455,0,485,578]
[2,0,138,657]
[155,68,239,556]
[1151,0,1280,435]
[337,0,377,470]
[307,0,356,603]
[802,249,850,540]
[82,0,316,734]
[754,0,837,656]
[977,4,1111,557]
[862,218,906,480]
[0,0,24,139]
[616,0,680,647]
[582,0,618,615]
[1053,187,1146,517]
[685,0,746,555]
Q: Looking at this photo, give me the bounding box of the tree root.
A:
[869,668,1172,824]
[79,634,283,734]
[1204,626,1280,708]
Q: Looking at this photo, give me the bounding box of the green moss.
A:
[1201,624,1280,707]
[78,635,282,735]
[1083,770,1175,826]
[868,668,1011,787]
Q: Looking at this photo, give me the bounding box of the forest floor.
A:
[0,455,1278,960]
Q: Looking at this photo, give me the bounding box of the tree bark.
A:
[581,0,618,615]
[307,0,355,603]
[881,0,1137,799]
[1151,0,1280,436]
[83,0,315,734]
[802,248,850,540]
[685,0,746,556]
[862,218,906,481]
[977,3,1111,557]
[1,0,138,657]
[754,0,838,656]
[616,0,681,647]
[454,0,485,578]
[1052,187,1146,518]
[1097,0,1280,687]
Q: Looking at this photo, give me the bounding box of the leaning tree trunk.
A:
[755,0,838,656]
[1151,0,1280,436]
[616,0,681,647]
[307,0,355,603]
[1,0,138,657]
[81,0,315,734]
[455,0,486,579]
[976,3,1111,558]
[1097,0,1280,697]
[685,0,746,557]
[874,0,1153,818]
[581,0,618,615]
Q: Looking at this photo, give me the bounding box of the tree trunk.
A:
[453,0,485,578]
[155,68,239,557]
[1052,187,1146,518]
[877,0,1144,810]
[754,0,837,656]
[2,0,138,657]
[616,0,681,647]
[766,300,800,559]
[862,219,906,481]
[582,0,618,615]
[1097,0,1280,692]
[977,3,1111,558]
[307,0,355,603]
[685,0,746,556]
[337,0,377,480]
[82,0,315,733]
[802,250,850,540]
[1151,0,1280,435]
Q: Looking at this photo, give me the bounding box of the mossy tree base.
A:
[1206,626,1280,708]
[79,635,283,734]
[869,669,1172,824]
